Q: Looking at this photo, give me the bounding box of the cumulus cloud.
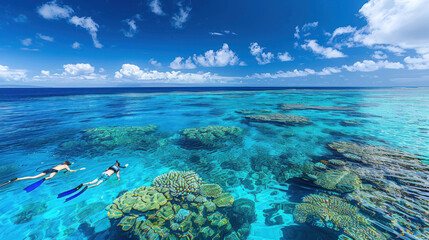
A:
[34,63,106,81]
[37,2,102,48]
[0,65,27,81]
[170,57,196,69]
[372,51,387,60]
[115,64,236,83]
[170,43,241,69]
[193,43,240,67]
[172,4,191,29]
[250,66,341,79]
[21,38,32,46]
[302,40,346,58]
[343,60,404,72]
[72,42,80,49]
[69,16,102,48]
[404,54,429,70]
[37,33,54,42]
[278,52,293,62]
[149,0,165,16]
[249,42,275,65]
[150,58,162,67]
[38,1,73,19]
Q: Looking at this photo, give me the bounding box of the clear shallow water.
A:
[0,87,428,240]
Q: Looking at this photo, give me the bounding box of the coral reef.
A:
[151,170,201,197]
[329,141,429,239]
[57,125,159,156]
[279,104,354,111]
[106,172,254,240]
[314,170,361,193]
[235,109,271,115]
[179,126,243,149]
[200,184,223,198]
[245,113,311,126]
[293,194,388,240]
[14,202,47,224]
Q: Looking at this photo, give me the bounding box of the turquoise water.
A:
[0,88,428,240]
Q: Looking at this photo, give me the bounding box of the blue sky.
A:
[1,0,429,87]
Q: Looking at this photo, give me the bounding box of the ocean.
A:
[0,87,427,240]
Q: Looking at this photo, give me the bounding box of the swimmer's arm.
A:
[65,165,86,172]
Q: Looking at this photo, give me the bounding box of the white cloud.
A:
[99,68,105,73]
[149,0,165,16]
[115,64,236,83]
[72,42,80,49]
[33,63,106,81]
[372,51,387,59]
[330,26,356,40]
[21,38,32,46]
[14,14,27,23]
[404,54,429,70]
[150,58,162,67]
[37,2,102,48]
[318,67,342,75]
[172,4,191,29]
[249,42,274,65]
[355,0,429,69]
[250,66,342,79]
[37,33,54,42]
[69,16,102,48]
[294,26,300,39]
[170,43,241,69]
[278,52,293,62]
[38,1,73,19]
[170,57,196,69]
[209,30,237,36]
[122,14,142,38]
[302,21,318,31]
[343,60,404,72]
[302,40,346,58]
[21,48,39,51]
[0,65,27,81]
[193,43,240,67]
[63,63,94,75]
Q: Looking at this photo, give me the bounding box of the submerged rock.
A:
[235,109,271,115]
[293,194,388,240]
[106,171,253,240]
[179,125,243,149]
[14,202,48,224]
[245,113,310,126]
[279,104,354,111]
[329,141,429,239]
[57,125,159,156]
[314,170,361,193]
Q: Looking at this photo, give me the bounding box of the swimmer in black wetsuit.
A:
[0,161,85,189]
[83,161,129,189]
[15,161,85,182]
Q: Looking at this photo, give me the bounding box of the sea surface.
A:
[0,87,428,240]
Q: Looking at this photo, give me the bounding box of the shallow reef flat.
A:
[0,88,428,240]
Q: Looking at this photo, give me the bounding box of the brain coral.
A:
[152,170,202,197]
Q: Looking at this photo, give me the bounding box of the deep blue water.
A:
[0,87,428,240]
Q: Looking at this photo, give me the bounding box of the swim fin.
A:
[57,184,83,198]
[65,186,88,202]
[24,178,45,193]
[0,178,17,188]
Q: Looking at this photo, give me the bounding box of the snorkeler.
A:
[0,161,86,192]
[58,161,128,202]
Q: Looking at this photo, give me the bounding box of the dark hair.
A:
[64,161,71,166]
[116,160,120,166]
